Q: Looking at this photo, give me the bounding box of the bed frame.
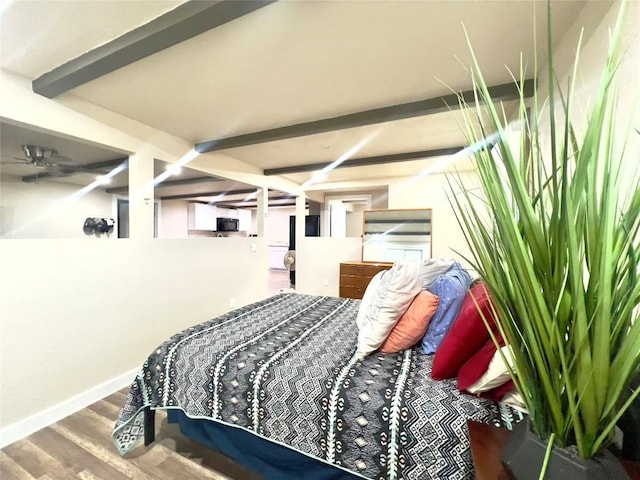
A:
[144,407,155,446]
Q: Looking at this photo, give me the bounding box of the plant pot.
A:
[501,418,630,480]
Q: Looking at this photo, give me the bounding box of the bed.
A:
[112,293,522,479]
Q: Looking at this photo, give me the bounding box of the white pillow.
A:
[467,345,515,393]
[356,270,386,329]
[356,262,422,358]
[502,391,529,414]
[419,257,456,289]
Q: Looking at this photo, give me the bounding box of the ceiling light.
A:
[321,145,330,149]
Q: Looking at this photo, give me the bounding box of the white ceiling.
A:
[0,119,289,205]
[0,0,587,198]
[0,119,128,180]
[0,0,188,78]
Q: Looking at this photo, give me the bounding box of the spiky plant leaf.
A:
[451,0,640,458]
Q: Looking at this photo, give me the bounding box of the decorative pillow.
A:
[379,291,440,353]
[419,257,456,289]
[457,335,506,393]
[356,262,422,358]
[420,263,472,354]
[356,270,386,329]
[465,345,514,393]
[502,390,529,414]
[479,380,515,402]
[431,282,500,379]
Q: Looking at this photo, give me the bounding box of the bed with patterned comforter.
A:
[112,293,521,479]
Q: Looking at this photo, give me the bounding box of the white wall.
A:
[0,178,114,239]
[321,189,388,238]
[345,209,364,237]
[538,0,639,193]
[387,171,479,266]
[159,199,189,238]
[266,206,296,245]
[0,238,268,435]
[250,208,259,236]
[295,237,362,296]
[0,71,272,444]
[295,174,475,295]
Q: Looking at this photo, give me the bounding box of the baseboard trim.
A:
[0,367,139,448]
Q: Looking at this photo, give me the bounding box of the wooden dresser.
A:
[339,261,393,299]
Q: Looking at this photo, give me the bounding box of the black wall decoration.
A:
[83,217,114,237]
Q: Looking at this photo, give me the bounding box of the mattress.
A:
[113,293,522,479]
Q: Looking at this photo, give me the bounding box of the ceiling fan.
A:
[12,145,74,169]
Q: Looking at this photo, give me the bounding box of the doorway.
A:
[288,214,321,287]
[324,194,372,238]
[117,198,129,238]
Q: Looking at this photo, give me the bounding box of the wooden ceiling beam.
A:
[32,1,276,98]
[105,175,222,194]
[160,187,264,201]
[263,146,463,175]
[195,79,533,154]
[208,195,295,204]
[216,202,305,208]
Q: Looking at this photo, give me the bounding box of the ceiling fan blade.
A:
[52,154,74,163]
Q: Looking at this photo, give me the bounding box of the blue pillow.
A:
[421,263,471,354]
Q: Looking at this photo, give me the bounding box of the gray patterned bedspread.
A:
[113,293,521,479]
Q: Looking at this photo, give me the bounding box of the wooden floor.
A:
[1,388,261,480]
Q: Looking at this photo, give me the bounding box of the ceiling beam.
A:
[209,195,295,204]
[216,202,305,208]
[263,146,463,175]
[155,175,223,187]
[105,175,222,194]
[22,158,128,183]
[32,0,277,98]
[160,187,263,201]
[195,79,534,154]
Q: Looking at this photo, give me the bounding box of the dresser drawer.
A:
[340,263,391,277]
[339,285,365,299]
[340,264,359,276]
[339,262,393,300]
[339,275,370,288]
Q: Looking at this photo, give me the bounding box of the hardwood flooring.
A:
[1,388,261,480]
[268,269,293,297]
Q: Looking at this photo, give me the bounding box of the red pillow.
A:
[478,379,515,402]
[379,291,440,353]
[457,335,506,392]
[431,283,499,380]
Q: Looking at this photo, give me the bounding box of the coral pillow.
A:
[356,262,422,358]
[457,335,506,393]
[379,291,440,353]
[431,283,499,380]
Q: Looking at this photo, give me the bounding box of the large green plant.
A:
[450,1,640,460]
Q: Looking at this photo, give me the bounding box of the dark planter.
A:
[501,418,630,480]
